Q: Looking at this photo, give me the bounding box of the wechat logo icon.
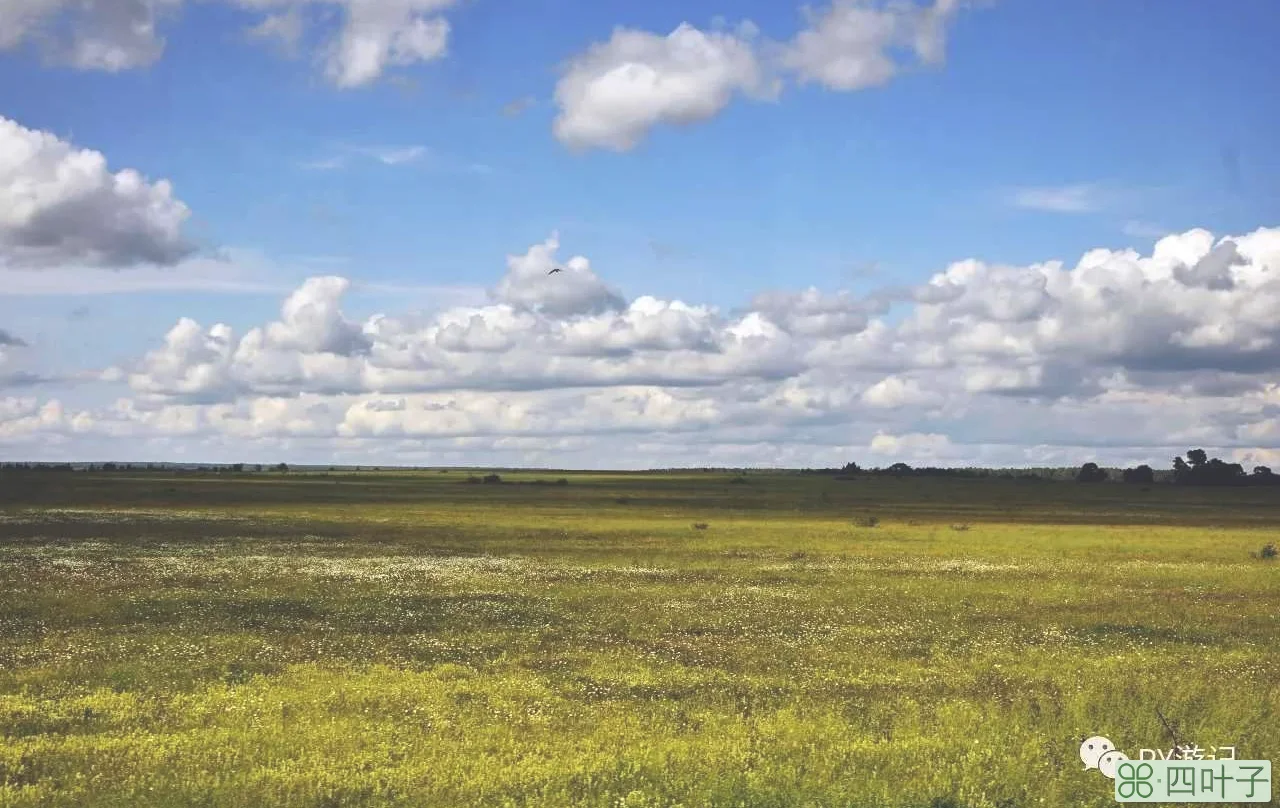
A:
[1080,736,1130,780]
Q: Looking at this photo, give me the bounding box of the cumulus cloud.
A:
[116,233,813,403]
[322,0,453,89]
[11,224,1280,467]
[268,276,372,355]
[877,227,1280,386]
[9,382,1280,469]
[0,398,68,441]
[126,276,371,402]
[552,0,974,150]
[116,226,1280,408]
[861,375,936,408]
[749,287,887,337]
[0,0,180,71]
[0,116,194,268]
[869,431,952,461]
[492,233,626,317]
[0,329,28,348]
[0,0,460,87]
[777,0,963,91]
[553,22,777,151]
[1172,240,1243,291]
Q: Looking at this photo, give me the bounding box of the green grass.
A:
[1,470,1277,807]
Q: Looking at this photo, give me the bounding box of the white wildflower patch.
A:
[45,558,94,571]
[932,559,1024,574]
[232,554,529,583]
[0,543,531,587]
[1112,560,1221,571]
[2,508,256,524]
[523,565,685,583]
[759,557,1028,575]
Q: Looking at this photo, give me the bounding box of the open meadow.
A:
[1,469,1277,807]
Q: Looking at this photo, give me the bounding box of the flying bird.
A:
[547,267,563,275]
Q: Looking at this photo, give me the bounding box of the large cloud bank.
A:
[7,225,1280,468]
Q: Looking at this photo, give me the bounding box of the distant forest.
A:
[800,449,1279,487]
[2,449,1277,487]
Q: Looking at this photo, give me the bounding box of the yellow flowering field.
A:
[1,470,1277,807]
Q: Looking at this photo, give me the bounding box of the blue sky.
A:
[1,0,1279,467]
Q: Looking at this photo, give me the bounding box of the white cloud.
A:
[123,226,1280,408]
[0,116,193,268]
[268,276,372,355]
[869,431,952,461]
[861,375,935,408]
[359,145,427,165]
[552,0,974,151]
[323,1,453,89]
[6,0,977,136]
[749,287,886,337]
[492,233,626,317]
[115,233,808,403]
[0,398,67,440]
[0,0,181,71]
[299,156,349,171]
[557,297,720,355]
[10,224,1280,468]
[0,0,460,87]
[777,0,963,92]
[1009,183,1107,214]
[299,144,482,173]
[553,21,777,151]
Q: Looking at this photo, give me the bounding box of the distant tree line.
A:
[799,462,1057,481]
[4,453,1278,486]
[1171,449,1277,486]
[0,463,79,472]
[1073,449,1279,486]
[0,462,279,473]
[798,450,1280,488]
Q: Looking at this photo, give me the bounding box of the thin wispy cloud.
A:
[299,144,426,171]
[245,8,304,56]
[1009,183,1107,213]
[298,156,348,171]
[298,144,485,173]
[355,145,427,165]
